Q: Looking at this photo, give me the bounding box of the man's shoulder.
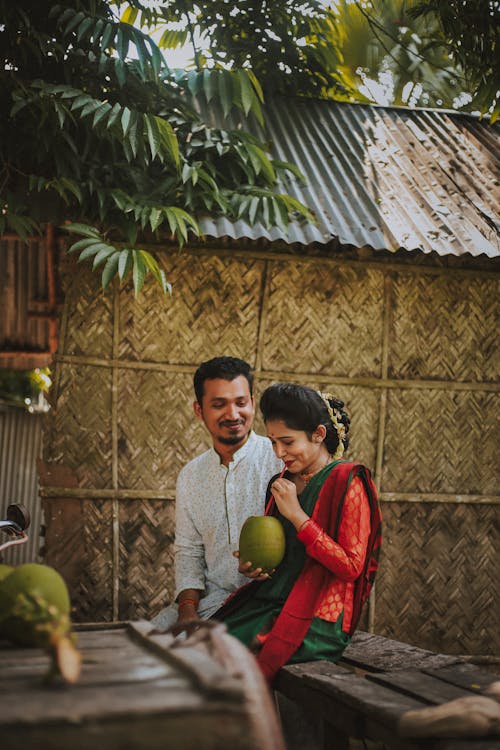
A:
[178,447,214,479]
[249,432,274,452]
[246,432,282,468]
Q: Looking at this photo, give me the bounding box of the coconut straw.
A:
[264,463,289,515]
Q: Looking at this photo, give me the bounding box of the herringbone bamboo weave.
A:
[41,249,499,657]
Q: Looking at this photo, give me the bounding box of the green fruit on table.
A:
[0,563,70,615]
[238,516,286,573]
[0,563,70,646]
[0,563,81,683]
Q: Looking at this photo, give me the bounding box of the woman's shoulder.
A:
[323,460,376,489]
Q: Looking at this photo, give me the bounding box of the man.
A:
[151,356,283,632]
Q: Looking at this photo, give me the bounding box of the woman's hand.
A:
[233,550,273,580]
[271,477,309,529]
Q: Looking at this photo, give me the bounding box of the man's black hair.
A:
[193,357,253,403]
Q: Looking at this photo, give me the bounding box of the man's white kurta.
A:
[175,431,283,618]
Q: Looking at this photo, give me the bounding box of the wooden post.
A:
[45,222,58,355]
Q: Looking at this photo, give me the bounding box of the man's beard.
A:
[218,434,247,445]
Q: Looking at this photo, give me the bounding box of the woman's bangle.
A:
[178,597,198,610]
[297,518,311,533]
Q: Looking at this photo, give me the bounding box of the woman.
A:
[214,383,382,684]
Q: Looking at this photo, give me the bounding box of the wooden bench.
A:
[275,631,500,750]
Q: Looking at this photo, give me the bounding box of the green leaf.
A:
[110,189,132,212]
[115,58,127,87]
[118,249,133,280]
[139,250,171,295]
[246,145,276,183]
[107,102,122,128]
[132,250,147,295]
[203,69,218,103]
[101,22,114,50]
[246,70,264,103]
[149,208,162,232]
[67,237,99,254]
[78,244,101,262]
[62,223,101,239]
[5,213,39,241]
[144,114,160,161]
[64,10,85,36]
[273,160,306,182]
[121,107,131,136]
[127,113,140,157]
[248,196,260,224]
[59,178,83,204]
[71,94,92,112]
[80,98,103,118]
[134,34,149,77]
[218,71,233,117]
[53,101,67,128]
[187,71,203,97]
[116,25,129,60]
[76,17,94,42]
[155,116,179,167]
[121,6,138,25]
[158,29,188,50]
[150,44,163,77]
[237,70,255,115]
[92,101,112,128]
[102,253,120,289]
[92,245,117,269]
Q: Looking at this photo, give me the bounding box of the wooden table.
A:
[1,621,285,750]
[276,631,500,750]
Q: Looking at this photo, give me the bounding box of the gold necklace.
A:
[298,458,333,485]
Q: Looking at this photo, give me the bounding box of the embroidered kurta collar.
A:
[210,430,258,468]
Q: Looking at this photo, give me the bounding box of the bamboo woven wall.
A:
[41,247,499,656]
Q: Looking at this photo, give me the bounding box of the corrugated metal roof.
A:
[199,98,500,258]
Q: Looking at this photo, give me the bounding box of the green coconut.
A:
[0,563,81,683]
[0,563,71,646]
[238,516,286,574]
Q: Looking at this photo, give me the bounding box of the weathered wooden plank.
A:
[2,710,257,750]
[367,670,471,704]
[74,627,133,648]
[276,672,380,743]
[278,665,425,727]
[277,666,500,750]
[342,632,462,672]
[277,668,431,749]
[423,663,500,694]
[1,673,239,723]
[127,622,245,699]
[1,656,171,687]
[73,621,128,631]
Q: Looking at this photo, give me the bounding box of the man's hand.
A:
[171,592,201,636]
[233,550,273,580]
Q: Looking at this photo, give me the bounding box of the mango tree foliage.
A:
[119,0,350,97]
[322,0,468,109]
[128,0,495,115]
[0,0,314,295]
[409,0,500,120]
